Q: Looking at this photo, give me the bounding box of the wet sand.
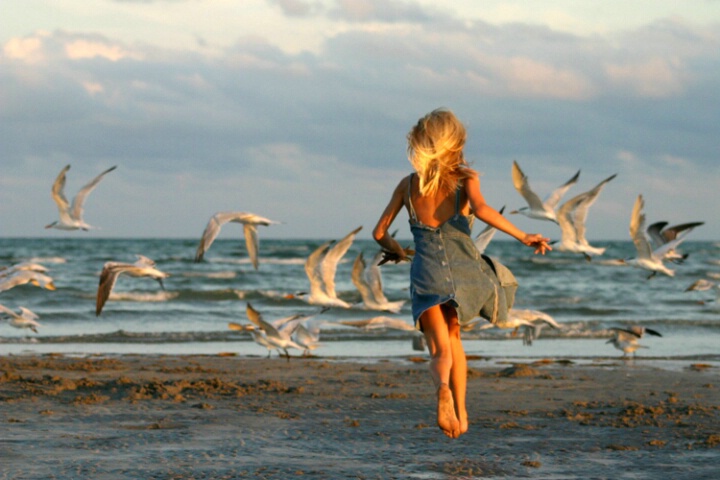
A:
[1,354,718,479]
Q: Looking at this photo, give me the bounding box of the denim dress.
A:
[407,176,518,329]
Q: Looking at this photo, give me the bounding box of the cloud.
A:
[1,11,719,239]
[329,0,436,23]
[269,0,324,18]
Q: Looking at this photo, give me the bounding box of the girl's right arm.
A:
[373,177,412,262]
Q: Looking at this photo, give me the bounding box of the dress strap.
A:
[454,183,462,214]
[407,174,418,221]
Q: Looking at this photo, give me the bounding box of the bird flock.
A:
[1,162,712,359]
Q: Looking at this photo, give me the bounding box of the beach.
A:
[1,354,718,479]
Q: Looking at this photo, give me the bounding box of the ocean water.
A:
[0,237,718,361]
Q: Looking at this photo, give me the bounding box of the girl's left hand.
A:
[523,234,552,255]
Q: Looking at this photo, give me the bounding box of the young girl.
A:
[373,108,550,438]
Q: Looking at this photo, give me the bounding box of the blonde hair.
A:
[407,108,471,196]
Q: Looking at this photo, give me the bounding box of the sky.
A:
[2,0,719,242]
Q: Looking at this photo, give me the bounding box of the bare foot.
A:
[458,412,469,435]
[437,384,460,438]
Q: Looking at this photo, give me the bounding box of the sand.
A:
[1,354,718,479]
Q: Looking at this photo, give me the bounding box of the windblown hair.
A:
[407,108,472,196]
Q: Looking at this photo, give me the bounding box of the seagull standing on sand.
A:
[351,251,405,313]
[555,174,617,260]
[510,160,580,223]
[195,211,280,269]
[296,226,363,308]
[0,304,41,333]
[623,195,677,279]
[45,164,117,231]
[96,255,169,316]
[606,326,662,357]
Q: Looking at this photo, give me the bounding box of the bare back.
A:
[405,174,472,228]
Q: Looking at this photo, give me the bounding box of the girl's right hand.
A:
[378,247,415,265]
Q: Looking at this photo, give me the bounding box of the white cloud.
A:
[1,4,719,239]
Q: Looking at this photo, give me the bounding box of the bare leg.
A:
[420,305,461,438]
[444,306,468,434]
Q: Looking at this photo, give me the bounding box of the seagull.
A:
[510,160,580,223]
[646,220,704,264]
[471,308,560,341]
[295,226,362,308]
[513,309,562,346]
[96,255,169,316]
[0,261,49,277]
[0,270,56,293]
[474,206,504,254]
[243,302,304,360]
[606,326,662,357]
[555,174,617,260]
[194,211,279,269]
[622,195,676,278]
[685,279,720,304]
[351,251,405,313]
[45,164,117,231]
[293,322,323,356]
[0,304,41,333]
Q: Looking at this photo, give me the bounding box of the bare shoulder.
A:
[462,168,481,187]
[394,174,412,194]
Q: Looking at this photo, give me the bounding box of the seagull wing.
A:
[543,169,581,210]
[629,195,653,260]
[321,226,362,299]
[366,249,390,304]
[243,223,259,270]
[96,262,128,316]
[660,222,704,242]
[511,161,545,211]
[561,174,616,244]
[18,307,40,321]
[645,221,669,249]
[305,241,333,297]
[351,252,375,305]
[195,213,229,262]
[474,206,504,253]
[70,165,117,222]
[50,164,72,222]
[0,303,18,318]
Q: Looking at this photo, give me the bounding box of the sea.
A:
[1,237,719,364]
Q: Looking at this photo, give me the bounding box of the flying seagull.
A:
[510,160,580,223]
[96,255,169,316]
[195,211,279,269]
[295,226,363,308]
[45,164,117,231]
[555,174,617,260]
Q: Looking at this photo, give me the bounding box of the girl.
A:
[373,108,550,438]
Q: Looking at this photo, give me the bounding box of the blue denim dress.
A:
[407,176,517,329]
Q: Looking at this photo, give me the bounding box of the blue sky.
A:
[2,0,719,241]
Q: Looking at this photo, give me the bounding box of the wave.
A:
[26,256,67,264]
[108,291,180,302]
[177,271,238,279]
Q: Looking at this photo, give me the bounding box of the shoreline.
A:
[2,353,718,479]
